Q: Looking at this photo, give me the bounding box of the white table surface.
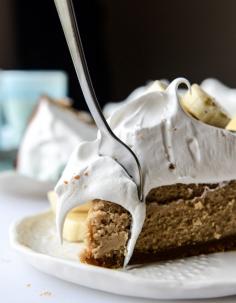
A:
[1,176,236,303]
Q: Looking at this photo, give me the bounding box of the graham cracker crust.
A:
[81,234,236,268]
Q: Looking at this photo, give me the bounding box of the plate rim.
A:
[9,211,236,300]
[0,170,53,198]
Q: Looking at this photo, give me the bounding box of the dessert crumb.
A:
[39,291,52,297]
[169,163,175,170]
[193,218,202,226]
[84,172,89,176]
[214,232,221,240]
[26,283,31,288]
[64,180,68,184]
[74,175,81,180]
[138,134,144,139]
[194,201,204,210]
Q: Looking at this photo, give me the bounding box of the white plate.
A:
[0,171,53,198]
[10,211,236,300]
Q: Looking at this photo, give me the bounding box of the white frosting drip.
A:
[55,77,236,266]
[18,98,97,183]
[201,78,236,118]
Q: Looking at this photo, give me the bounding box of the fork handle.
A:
[54,0,110,135]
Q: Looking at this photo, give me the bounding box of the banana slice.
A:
[62,212,87,242]
[226,117,236,131]
[47,191,91,242]
[182,84,230,128]
[47,191,92,213]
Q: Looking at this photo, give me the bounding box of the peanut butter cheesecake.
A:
[18,96,96,183]
[54,78,236,268]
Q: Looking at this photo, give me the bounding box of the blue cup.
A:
[0,70,68,150]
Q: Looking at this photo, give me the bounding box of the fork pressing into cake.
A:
[54,0,143,201]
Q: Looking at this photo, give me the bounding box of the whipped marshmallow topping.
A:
[55,77,236,266]
[201,78,236,118]
[18,97,97,183]
[103,79,169,118]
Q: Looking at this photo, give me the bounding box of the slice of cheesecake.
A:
[55,78,236,268]
[82,182,236,268]
[17,96,96,183]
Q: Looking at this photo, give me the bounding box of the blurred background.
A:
[2,0,236,106]
[1,0,236,171]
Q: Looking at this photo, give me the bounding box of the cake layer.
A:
[81,181,236,268]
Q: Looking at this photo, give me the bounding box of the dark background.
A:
[1,0,236,110]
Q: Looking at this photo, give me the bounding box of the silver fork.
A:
[54,0,143,201]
